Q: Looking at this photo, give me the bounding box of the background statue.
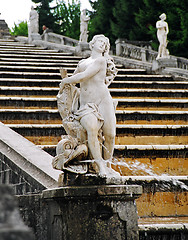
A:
[156,13,169,59]
[28,6,39,34]
[79,9,90,43]
[53,34,119,177]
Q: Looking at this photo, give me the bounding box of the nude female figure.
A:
[59,34,118,176]
[156,13,169,59]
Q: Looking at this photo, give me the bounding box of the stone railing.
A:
[115,38,157,63]
[115,38,188,71]
[42,32,79,47]
[0,122,61,195]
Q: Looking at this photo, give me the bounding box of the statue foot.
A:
[92,159,121,178]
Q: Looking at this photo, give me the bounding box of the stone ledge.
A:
[42,184,142,200]
[0,122,61,189]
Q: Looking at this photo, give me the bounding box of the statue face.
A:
[93,37,106,53]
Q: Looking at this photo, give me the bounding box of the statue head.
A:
[159,13,166,20]
[89,34,110,55]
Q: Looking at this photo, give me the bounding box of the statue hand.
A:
[59,78,69,93]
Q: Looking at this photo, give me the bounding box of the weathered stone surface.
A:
[0,184,34,240]
[42,185,142,240]
[0,19,11,38]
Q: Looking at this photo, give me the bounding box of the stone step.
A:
[138,217,188,239]
[0,96,187,110]
[0,49,74,56]
[0,46,60,53]
[120,176,188,217]
[111,80,188,89]
[1,109,187,124]
[5,124,188,146]
[114,74,173,81]
[0,72,61,79]
[0,57,80,64]
[0,61,79,68]
[0,53,81,60]
[110,88,188,98]
[0,86,187,98]
[40,144,188,174]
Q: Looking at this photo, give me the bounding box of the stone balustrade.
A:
[115,38,188,71]
[43,32,79,47]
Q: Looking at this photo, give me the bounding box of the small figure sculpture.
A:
[156,13,169,59]
[28,6,39,34]
[79,9,90,43]
[52,34,119,177]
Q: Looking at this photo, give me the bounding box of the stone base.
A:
[28,33,41,43]
[59,172,125,186]
[43,184,142,240]
[75,42,91,57]
[152,58,177,72]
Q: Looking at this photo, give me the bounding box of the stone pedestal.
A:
[28,33,41,43]
[152,58,177,72]
[43,183,142,240]
[75,42,91,57]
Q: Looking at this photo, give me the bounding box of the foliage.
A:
[31,0,56,33]
[52,0,81,39]
[10,21,28,36]
[111,0,143,41]
[89,0,116,43]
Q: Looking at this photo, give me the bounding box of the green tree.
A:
[31,0,56,33]
[10,21,28,36]
[89,0,116,43]
[111,0,143,41]
[52,0,81,39]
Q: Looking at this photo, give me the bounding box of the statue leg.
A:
[80,113,102,160]
[80,113,110,177]
[99,99,116,160]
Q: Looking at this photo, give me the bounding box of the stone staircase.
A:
[0,38,187,235]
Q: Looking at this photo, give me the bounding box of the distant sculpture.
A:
[79,9,90,42]
[156,13,169,59]
[28,6,39,34]
[52,34,119,177]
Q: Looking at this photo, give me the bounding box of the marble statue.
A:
[28,6,39,34]
[79,9,90,43]
[52,34,120,177]
[156,13,169,59]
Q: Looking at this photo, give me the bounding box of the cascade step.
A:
[0,61,78,68]
[0,96,187,110]
[40,144,188,176]
[115,74,173,81]
[5,124,188,146]
[1,86,187,98]
[0,57,80,63]
[138,216,188,239]
[110,88,188,98]
[1,109,187,125]
[0,53,82,60]
[111,80,188,89]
